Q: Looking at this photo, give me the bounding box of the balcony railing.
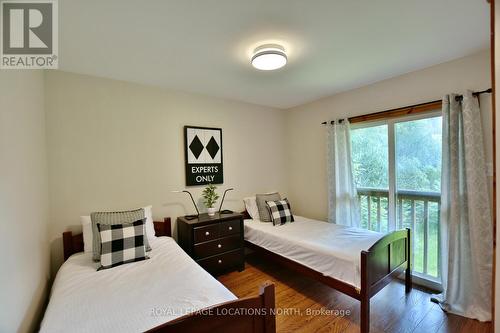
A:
[357,187,441,279]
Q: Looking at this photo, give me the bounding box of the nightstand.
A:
[177,212,244,275]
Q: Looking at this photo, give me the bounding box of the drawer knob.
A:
[218,259,222,264]
[217,244,222,248]
[228,226,233,231]
[205,231,210,236]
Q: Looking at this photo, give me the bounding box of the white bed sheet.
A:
[40,237,236,333]
[244,216,383,288]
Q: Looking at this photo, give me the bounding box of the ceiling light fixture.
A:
[251,44,287,71]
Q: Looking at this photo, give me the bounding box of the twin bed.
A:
[42,214,410,333]
[41,219,276,333]
[244,214,411,333]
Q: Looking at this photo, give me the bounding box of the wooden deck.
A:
[218,255,492,333]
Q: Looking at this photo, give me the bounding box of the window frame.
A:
[350,109,443,291]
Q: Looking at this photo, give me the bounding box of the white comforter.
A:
[244,216,383,288]
[40,237,236,333]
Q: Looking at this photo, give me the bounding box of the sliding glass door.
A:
[351,123,389,232]
[395,116,442,280]
[351,112,442,285]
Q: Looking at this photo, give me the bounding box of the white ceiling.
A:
[59,0,490,109]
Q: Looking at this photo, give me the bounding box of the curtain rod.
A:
[321,88,492,125]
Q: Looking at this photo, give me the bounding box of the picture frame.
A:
[184,126,223,186]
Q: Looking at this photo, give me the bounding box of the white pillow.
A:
[80,215,93,253]
[80,206,156,254]
[143,205,156,240]
[244,197,260,220]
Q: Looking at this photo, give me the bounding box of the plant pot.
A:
[207,207,217,216]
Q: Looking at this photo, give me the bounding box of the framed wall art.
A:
[184,126,223,186]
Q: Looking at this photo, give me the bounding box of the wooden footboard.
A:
[147,282,276,333]
[360,228,411,333]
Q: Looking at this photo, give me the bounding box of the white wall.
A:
[286,50,492,221]
[0,71,49,333]
[45,71,288,274]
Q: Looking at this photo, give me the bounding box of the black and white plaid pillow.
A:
[266,198,294,226]
[91,208,150,262]
[97,219,148,270]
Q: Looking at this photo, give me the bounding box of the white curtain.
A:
[326,119,360,227]
[437,91,492,321]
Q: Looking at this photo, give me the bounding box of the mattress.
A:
[244,216,383,288]
[40,236,236,333]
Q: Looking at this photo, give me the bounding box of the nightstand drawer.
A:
[177,213,244,275]
[193,235,241,258]
[196,249,242,274]
[219,219,240,237]
[193,224,220,243]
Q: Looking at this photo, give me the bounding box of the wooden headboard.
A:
[241,210,251,219]
[62,217,172,261]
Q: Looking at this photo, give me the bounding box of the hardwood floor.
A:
[217,255,492,333]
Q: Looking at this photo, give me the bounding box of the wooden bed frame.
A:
[242,211,411,333]
[62,217,276,333]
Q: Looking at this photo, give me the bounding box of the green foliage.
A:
[351,117,442,192]
[202,184,219,208]
[351,125,389,188]
[395,117,442,192]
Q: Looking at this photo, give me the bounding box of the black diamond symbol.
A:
[206,136,220,159]
[189,135,204,159]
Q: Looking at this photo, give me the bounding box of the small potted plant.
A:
[202,184,219,216]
